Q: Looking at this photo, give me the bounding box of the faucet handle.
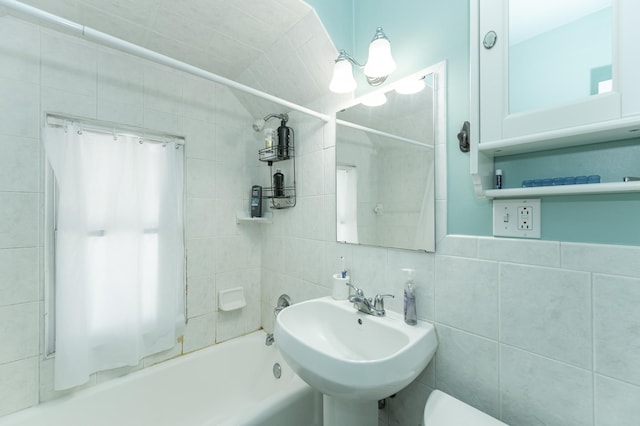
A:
[373,294,394,310]
[346,282,364,296]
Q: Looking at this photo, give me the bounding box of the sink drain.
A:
[273,362,282,379]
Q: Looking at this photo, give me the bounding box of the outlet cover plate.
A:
[493,199,541,239]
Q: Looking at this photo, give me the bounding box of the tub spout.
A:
[265,333,275,346]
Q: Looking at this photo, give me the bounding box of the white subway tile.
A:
[183,312,215,352]
[0,17,39,84]
[0,357,38,417]
[593,274,640,386]
[143,109,182,135]
[183,118,216,161]
[186,158,216,198]
[435,255,498,338]
[436,235,477,257]
[185,238,215,278]
[595,374,640,426]
[0,302,39,364]
[0,192,38,249]
[41,86,97,120]
[500,345,593,426]
[181,75,216,123]
[186,275,215,319]
[0,136,39,193]
[0,78,39,139]
[0,248,38,306]
[96,99,143,128]
[300,196,324,241]
[500,263,592,368]
[186,198,215,239]
[562,242,640,278]
[41,33,97,97]
[143,65,182,116]
[434,325,500,418]
[97,49,143,106]
[214,236,245,274]
[478,237,560,267]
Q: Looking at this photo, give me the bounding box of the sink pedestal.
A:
[323,395,377,426]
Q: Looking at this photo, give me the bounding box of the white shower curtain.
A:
[43,125,185,390]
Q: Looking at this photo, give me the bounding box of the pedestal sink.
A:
[274,296,438,425]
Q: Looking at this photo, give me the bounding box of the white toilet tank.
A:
[423,390,508,426]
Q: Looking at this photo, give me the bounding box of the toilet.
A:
[424,390,507,425]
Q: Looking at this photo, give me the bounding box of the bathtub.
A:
[0,331,322,426]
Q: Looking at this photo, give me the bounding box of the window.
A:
[43,116,185,390]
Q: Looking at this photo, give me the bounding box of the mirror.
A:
[508,0,612,114]
[336,70,435,252]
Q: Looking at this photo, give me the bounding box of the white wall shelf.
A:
[485,181,640,199]
[236,211,273,224]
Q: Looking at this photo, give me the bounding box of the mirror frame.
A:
[333,61,447,252]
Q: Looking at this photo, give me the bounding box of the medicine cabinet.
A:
[470,0,640,198]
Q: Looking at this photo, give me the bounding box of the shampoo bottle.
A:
[403,268,417,325]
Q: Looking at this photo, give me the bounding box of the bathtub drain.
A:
[273,363,282,379]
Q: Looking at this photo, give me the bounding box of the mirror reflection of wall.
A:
[336,72,435,252]
[508,0,612,114]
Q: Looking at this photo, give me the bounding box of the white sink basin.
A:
[274,296,437,401]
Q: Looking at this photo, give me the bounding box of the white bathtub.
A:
[0,331,322,426]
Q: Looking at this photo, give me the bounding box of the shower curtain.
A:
[43,124,185,390]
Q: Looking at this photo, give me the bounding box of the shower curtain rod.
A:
[336,119,434,149]
[0,0,330,123]
[46,113,186,146]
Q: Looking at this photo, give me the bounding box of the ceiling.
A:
[6,0,341,112]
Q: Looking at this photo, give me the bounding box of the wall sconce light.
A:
[329,27,397,94]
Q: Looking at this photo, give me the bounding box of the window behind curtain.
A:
[43,120,185,390]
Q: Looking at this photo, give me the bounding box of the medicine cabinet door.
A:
[476,0,640,145]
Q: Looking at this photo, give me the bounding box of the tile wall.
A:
[0,15,262,417]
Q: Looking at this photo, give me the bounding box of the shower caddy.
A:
[258,126,296,209]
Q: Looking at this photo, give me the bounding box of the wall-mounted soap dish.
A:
[218,287,247,311]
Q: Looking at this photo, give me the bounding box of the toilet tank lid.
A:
[424,390,508,426]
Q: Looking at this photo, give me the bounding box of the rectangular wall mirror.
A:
[335,68,436,252]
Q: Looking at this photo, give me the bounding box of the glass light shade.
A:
[360,92,387,107]
[363,38,396,78]
[329,60,357,93]
[395,79,426,95]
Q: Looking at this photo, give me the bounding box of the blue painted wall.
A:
[306,0,640,246]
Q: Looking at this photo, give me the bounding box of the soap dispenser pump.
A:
[402,268,417,325]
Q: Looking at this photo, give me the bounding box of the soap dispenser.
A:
[402,268,417,325]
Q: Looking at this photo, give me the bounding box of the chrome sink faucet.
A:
[346,283,394,317]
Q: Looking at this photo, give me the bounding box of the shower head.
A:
[251,113,289,132]
[252,118,266,132]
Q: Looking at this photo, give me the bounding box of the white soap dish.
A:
[218,287,247,311]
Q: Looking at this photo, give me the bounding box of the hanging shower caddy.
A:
[256,113,296,209]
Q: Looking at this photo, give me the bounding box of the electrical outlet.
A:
[493,199,541,238]
[518,206,532,230]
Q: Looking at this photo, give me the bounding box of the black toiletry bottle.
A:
[273,169,285,197]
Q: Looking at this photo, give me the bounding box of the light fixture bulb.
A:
[329,59,357,93]
[363,30,396,78]
[360,92,387,107]
[395,78,426,95]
